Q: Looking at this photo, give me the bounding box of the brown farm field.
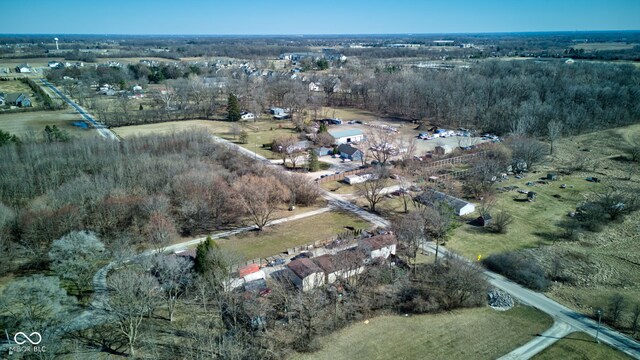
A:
[0,109,99,138]
[570,42,638,51]
[292,306,552,360]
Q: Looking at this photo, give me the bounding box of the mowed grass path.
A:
[534,332,632,360]
[293,306,552,360]
[214,211,370,260]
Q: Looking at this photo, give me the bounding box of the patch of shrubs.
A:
[483,252,550,291]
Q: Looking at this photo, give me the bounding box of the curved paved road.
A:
[214,133,640,358]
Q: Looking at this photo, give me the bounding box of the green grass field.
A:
[0,109,98,138]
[112,119,232,138]
[533,332,632,360]
[447,170,604,259]
[292,306,552,360]
[212,211,371,260]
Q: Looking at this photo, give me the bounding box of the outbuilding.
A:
[414,189,476,216]
[287,258,325,291]
[358,234,397,260]
[434,144,454,155]
[329,129,364,145]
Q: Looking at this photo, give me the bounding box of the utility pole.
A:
[595,308,603,344]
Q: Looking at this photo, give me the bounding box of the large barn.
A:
[329,129,364,145]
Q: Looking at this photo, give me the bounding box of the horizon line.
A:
[1,29,640,37]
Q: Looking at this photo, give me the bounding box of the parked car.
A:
[291,252,312,261]
[268,258,286,267]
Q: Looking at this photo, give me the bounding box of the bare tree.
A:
[272,134,299,166]
[506,135,549,172]
[356,166,390,213]
[151,255,193,322]
[145,212,177,253]
[547,120,563,155]
[230,123,242,140]
[397,134,418,163]
[48,231,106,295]
[232,174,289,230]
[632,303,640,335]
[108,267,161,357]
[607,293,626,325]
[393,211,426,276]
[366,127,397,165]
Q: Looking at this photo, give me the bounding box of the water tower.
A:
[54,37,59,50]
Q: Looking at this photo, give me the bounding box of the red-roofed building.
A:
[239,264,265,283]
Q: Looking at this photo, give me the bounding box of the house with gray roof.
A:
[414,189,476,216]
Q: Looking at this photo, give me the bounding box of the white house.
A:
[287,258,325,291]
[240,111,255,120]
[15,64,30,73]
[312,255,340,285]
[358,234,397,260]
[328,129,364,145]
[308,82,321,92]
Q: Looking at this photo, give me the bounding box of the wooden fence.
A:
[316,167,371,183]
[423,151,486,169]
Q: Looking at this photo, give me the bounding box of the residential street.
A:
[39,78,119,141]
[214,133,640,359]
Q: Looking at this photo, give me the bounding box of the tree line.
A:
[0,131,320,275]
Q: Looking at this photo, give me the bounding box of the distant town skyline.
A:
[1,0,639,35]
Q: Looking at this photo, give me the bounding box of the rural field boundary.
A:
[317,167,371,183]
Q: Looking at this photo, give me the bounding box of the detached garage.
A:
[414,189,476,216]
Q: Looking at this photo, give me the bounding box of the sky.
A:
[1,0,639,35]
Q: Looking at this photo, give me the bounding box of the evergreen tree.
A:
[309,150,320,172]
[227,93,241,122]
[195,236,217,274]
[0,130,19,147]
[319,122,328,133]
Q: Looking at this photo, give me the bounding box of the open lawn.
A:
[212,211,371,260]
[112,119,232,138]
[292,306,552,360]
[0,109,98,138]
[448,171,603,259]
[218,121,298,160]
[534,332,632,360]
